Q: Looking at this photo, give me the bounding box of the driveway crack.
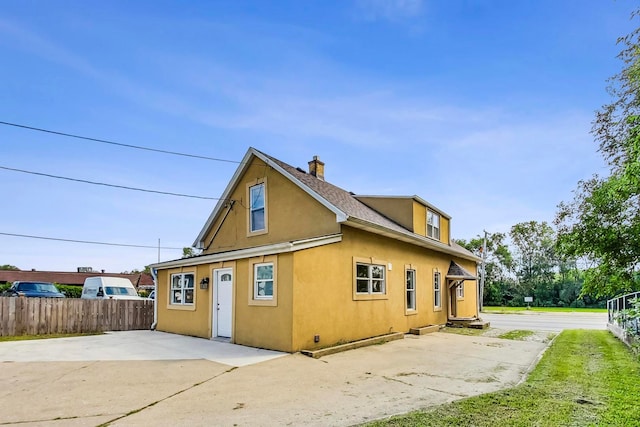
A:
[97,365,238,427]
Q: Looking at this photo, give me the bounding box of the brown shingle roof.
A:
[260,151,410,234]
[0,270,154,287]
[446,261,477,280]
[192,147,480,263]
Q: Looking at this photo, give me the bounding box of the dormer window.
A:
[427,210,440,240]
[249,182,266,233]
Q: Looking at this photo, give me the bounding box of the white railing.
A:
[607,291,640,339]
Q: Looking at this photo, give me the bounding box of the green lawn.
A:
[367,330,640,426]
[483,306,607,313]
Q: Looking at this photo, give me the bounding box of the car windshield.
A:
[18,283,59,293]
[105,286,137,296]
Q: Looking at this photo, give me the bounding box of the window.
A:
[406,269,416,311]
[248,256,277,306]
[457,282,464,299]
[171,273,194,305]
[427,210,440,240]
[356,263,386,294]
[434,271,441,308]
[250,183,265,232]
[254,262,274,299]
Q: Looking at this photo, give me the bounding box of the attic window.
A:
[427,210,440,240]
[249,182,266,233]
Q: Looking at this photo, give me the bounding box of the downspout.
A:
[150,267,158,330]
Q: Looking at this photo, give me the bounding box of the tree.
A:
[0,264,20,270]
[121,266,151,274]
[556,14,640,298]
[510,221,557,305]
[456,232,515,306]
[182,247,195,258]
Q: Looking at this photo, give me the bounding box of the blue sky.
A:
[0,0,635,273]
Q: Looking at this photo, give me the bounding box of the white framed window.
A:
[406,269,416,311]
[434,271,441,308]
[250,183,266,233]
[457,283,464,298]
[356,263,386,294]
[427,210,440,240]
[170,273,194,305]
[254,262,274,300]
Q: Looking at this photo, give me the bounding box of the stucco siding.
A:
[412,201,426,236]
[156,264,212,338]
[440,216,450,245]
[355,197,414,231]
[233,254,294,352]
[202,157,340,255]
[290,226,473,351]
[451,258,479,318]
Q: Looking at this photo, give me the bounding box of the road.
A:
[481,311,608,332]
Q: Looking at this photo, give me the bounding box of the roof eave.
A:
[446,275,478,280]
[154,234,343,270]
[343,217,480,262]
[193,148,348,248]
[193,148,257,248]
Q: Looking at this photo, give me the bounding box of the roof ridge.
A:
[259,151,414,233]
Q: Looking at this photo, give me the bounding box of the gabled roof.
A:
[446,261,477,280]
[193,147,480,263]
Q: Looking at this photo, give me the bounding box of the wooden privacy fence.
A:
[0,297,154,337]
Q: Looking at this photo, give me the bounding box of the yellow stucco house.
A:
[151,147,481,352]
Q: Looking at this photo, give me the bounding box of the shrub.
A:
[56,284,83,298]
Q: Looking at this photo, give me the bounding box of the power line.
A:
[0,120,241,164]
[0,232,184,250]
[0,165,224,200]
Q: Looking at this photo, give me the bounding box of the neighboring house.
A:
[0,270,154,289]
[151,147,481,353]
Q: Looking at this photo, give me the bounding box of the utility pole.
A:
[157,238,161,263]
[480,230,488,312]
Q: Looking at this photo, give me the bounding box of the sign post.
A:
[524,296,533,310]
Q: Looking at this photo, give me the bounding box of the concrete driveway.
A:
[0,331,547,426]
[0,331,285,366]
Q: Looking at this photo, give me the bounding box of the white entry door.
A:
[214,268,233,338]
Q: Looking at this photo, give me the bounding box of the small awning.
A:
[446,261,477,281]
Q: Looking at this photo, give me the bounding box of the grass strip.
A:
[0,332,103,342]
[497,330,535,340]
[367,330,640,426]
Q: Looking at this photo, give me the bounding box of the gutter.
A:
[150,234,343,270]
[343,217,481,263]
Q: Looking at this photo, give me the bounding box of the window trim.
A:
[427,210,440,240]
[433,269,442,310]
[253,262,274,300]
[246,179,268,236]
[248,255,277,306]
[352,257,389,301]
[457,282,465,299]
[405,268,416,313]
[168,271,197,311]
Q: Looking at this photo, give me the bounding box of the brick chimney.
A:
[308,155,325,180]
